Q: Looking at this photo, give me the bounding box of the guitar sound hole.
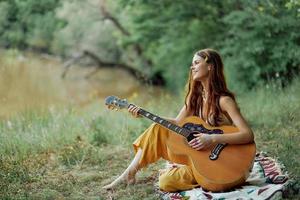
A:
[186,132,197,142]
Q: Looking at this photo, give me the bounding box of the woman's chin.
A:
[192,76,202,82]
[193,74,208,82]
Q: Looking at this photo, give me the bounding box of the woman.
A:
[102,48,254,192]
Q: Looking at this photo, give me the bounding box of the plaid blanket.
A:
[156,152,294,200]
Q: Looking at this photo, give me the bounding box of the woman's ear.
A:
[208,66,212,71]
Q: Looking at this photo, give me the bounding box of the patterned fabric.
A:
[156,152,293,200]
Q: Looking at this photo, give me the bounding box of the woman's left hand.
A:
[188,133,215,150]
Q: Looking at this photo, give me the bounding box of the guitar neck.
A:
[136,107,191,137]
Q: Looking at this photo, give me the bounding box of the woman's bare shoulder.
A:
[219,95,238,112]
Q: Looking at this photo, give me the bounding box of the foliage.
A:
[113,0,300,90]
[0,0,64,51]
[51,0,121,60]
[111,0,228,90]
[221,1,300,90]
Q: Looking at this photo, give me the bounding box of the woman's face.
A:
[191,54,210,81]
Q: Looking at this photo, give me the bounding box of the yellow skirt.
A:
[133,123,199,192]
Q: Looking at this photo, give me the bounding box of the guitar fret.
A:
[171,124,176,131]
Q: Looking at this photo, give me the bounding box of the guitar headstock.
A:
[105,96,129,110]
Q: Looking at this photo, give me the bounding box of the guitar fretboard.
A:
[136,107,191,138]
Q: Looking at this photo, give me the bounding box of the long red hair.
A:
[184,49,236,126]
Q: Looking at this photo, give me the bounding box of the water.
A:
[0,50,168,118]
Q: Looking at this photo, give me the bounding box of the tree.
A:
[221,0,300,89]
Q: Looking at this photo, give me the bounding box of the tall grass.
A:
[0,93,178,199]
[239,78,300,181]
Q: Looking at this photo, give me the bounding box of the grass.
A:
[0,50,299,199]
[239,79,300,181]
[0,101,170,199]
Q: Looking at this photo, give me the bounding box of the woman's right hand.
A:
[128,104,142,118]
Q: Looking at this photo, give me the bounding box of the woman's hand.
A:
[188,133,215,150]
[128,104,142,118]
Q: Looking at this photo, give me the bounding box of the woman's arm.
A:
[212,96,254,145]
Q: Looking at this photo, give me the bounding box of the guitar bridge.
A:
[209,143,227,160]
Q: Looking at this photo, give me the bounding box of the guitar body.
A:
[165,116,256,192]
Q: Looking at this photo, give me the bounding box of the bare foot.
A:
[102,169,137,190]
[102,148,142,190]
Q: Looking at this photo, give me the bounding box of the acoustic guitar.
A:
[105,96,256,192]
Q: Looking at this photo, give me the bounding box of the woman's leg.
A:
[159,165,199,192]
[102,123,170,189]
[102,148,143,189]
